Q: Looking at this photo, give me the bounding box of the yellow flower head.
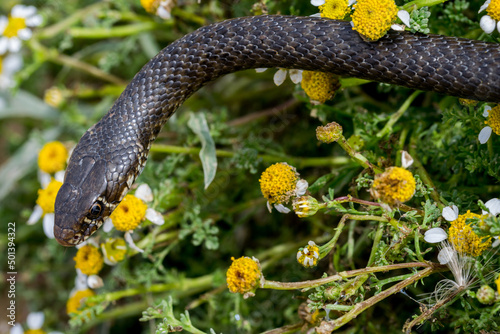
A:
[25,330,45,334]
[66,289,95,315]
[496,275,500,294]
[448,210,492,257]
[3,16,27,39]
[110,194,147,231]
[458,98,478,107]
[316,122,343,143]
[297,241,320,268]
[38,141,68,174]
[44,86,64,108]
[141,0,160,13]
[36,179,62,215]
[371,167,416,205]
[352,0,398,41]
[485,105,500,136]
[101,237,127,265]
[301,71,340,104]
[226,256,261,294]
[259,162,299,205]
[319,0,351,20]
[74,244,104,275]
[487,0,500,21]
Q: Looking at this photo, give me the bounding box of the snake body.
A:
[54,15,500,246]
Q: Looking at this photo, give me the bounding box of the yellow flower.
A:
[479,105,500,144]
[43,86,64,108]
[448,210,492,257]
[259,162,300,205]
[487,0,500,20]
[101,237,127,265]
[496,275,500,294]
[38,141,68,174]
[297,241,320,268]
[74,245,104,275]
[141,0,175,19]
[0,5,43,54]
[301,71,340,104]
[66,289,95,315]
[319,0,351,19]
[371,167,416,205]
[36,179,62,215]
[351,0,398,41]
[109,194,147,231]
[226,256,261,294]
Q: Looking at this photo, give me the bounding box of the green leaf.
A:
[187,112,217,189]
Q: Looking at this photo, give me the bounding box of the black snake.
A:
[53,15,500,246]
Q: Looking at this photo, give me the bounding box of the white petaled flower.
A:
[10,311,63,334]
[0,5,43,54]
[255,68,303,86]
[478,106,494,144]
[0,53,22,89]
[479,0,500,34]
[482,198,500,247]
[391,10,411,31]
[442,204,459,222]
[423,205,458,244]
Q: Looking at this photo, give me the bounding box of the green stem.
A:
[150,144,351,168]
[70,22,168,39]
[337,136,384,174]
[367,222,384,266]
[318,218,346,258]
[376,91,421,139]
[261,262,440,291]
[401,0,448,11]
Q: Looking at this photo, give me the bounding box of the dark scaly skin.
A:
[53,15,500,246]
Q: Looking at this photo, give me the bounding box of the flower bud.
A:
[477,285,495,305]
[316,122,343,143]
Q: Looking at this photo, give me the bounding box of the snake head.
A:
[54,156,113,246]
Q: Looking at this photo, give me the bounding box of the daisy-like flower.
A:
[37,141,69,174]
[27,177,63,239]
[259,162,308,213]
[479,0,500,34]
[255,68,303,87]
[0,5,43,54]
[10,311,63,334]
[74,244,104,275]
[351,0,410,41]
[297,241,320,268]
[293,196,322,218]
[226,256,262,297]
[478,105,500,144]
[370,166,416,205]
[43,86,65,108]
[66,289,96,315]
[0,52,22,89]
[312,0,352,20]
[316,122,343,143]
[301,71,341,104]
[101,237,128,265]
[102,183,164,252]
[141,0,175,19]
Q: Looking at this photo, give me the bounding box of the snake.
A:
[53,15,500,246]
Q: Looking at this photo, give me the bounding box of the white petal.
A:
[3,53,23,75]
[157,6,171,20]
[17,28,32,40]
[135,184,153,202]
[479,0,491,13]
[54,170,65,182]
[125,231,144,253]
[296,179,308,196]
[483,105,491,117]
[43,213,55,239]
[8,37,22,53]
[401,150,413,168]
[397,10,411,27]
[255,68,267,73]
[309,13,322,17]
[492,236,500,248]
[103,218,114,232]
[87,275,104,289]
[274,203,291,214]
[146,208,164,225]
[391,24,406,31]
[26,14,43,27]
[27,205,43,225]
[0,16,8,32]
[0,37,8,55]
[266,201,273,213]
[289,69,302,84]
[10,324,24,334]
[75,269,88,290]
[311,0,325,6]
[424,228,448,243]
[348,0,357,5]
[442,205,459,221]
[437,246,457,265]
[38,170,51,188]
[26,311,44,329]
[484,198,500,216]
[478,126,492,144]
[273,69,287,86]
[297,251,303,261]
[497,20,500,33]
[480,15,496,34]
[308,240,316,246]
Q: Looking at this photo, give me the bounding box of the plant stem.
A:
[367,222,383,266]
[401,0,448,11]
[150,144,351,168]
[261,262,441,291]
[70,22,168,39]
[337,135,384,173]
[261,322,303,334]
[376,91,421,139]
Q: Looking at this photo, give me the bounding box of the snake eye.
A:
[88,201,103,219]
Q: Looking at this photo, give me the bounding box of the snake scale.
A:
[53,15,500,246]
